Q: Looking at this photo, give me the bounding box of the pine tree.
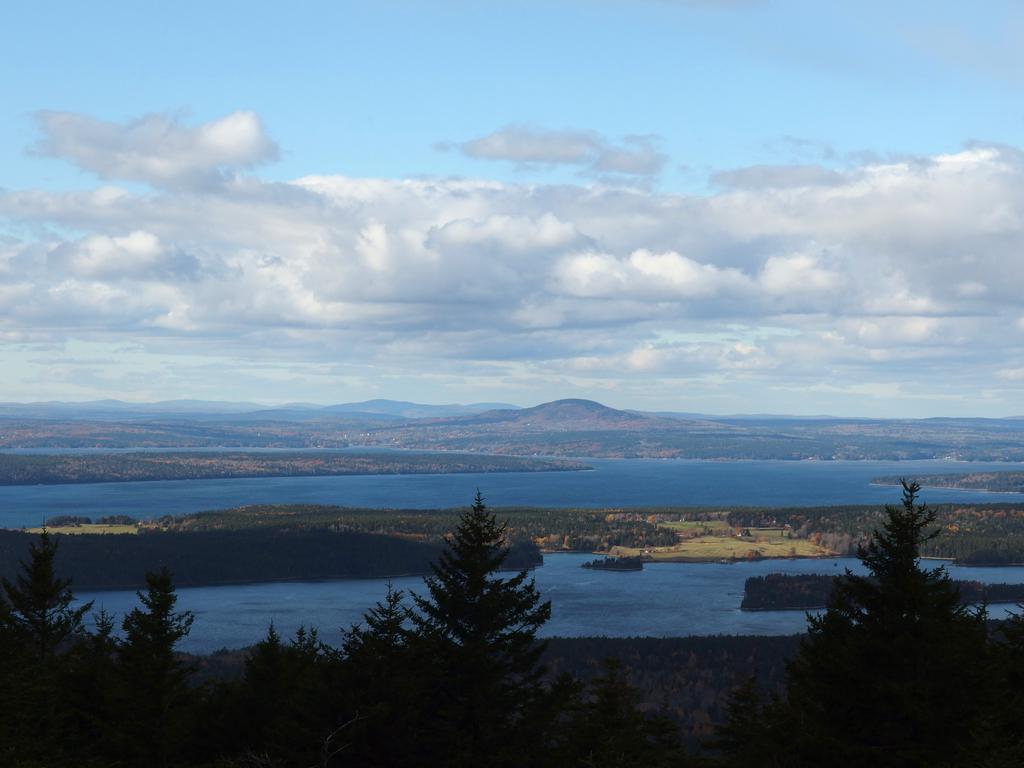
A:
[412,491,552,767]
[343,583,410,661]
[340,585,425,767]
[61,609,120,765]
[975,609,1024,766]
[229,624,318,765]
[0,530,92,659]
[775,481,989,768]
[0,531,92,765]
[708,676,771,767]
[116,567,195,768]
[560,657,683,768]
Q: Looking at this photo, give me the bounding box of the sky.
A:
[2,0,1024,416]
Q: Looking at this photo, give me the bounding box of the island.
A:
[0,450,589,486]
[15,499,1024,583]
[741,573,1024,611]
[872,471,1024,494]
[581,556,644,571]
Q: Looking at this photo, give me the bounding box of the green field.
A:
[25,523,138,536]
[658,518,733,534]
[611,527,832,561]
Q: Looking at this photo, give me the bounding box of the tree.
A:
[412,491,552,767]
[774,480,989,768]
[707,676,771,767]
[116,567,195,768]
[336,586,423,767]
[61,609,121,764]
[0,531,92,765]
[0,530,91,659]
[559,657,683,768]
[975,608,1024,766]
[224,623,345,767]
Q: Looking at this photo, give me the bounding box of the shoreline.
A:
[870,480,1024,496]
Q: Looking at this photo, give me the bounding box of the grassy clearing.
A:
[25,524,138,536]
[659,519,732,534]
[610,529,832,561]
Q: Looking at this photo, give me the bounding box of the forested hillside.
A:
[0,528,542,590]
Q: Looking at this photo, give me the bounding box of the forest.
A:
[0,527,542,590]
[3,483,1024,767]
[873,471,1024,493]
[726,501,1024,564]
[0,451,586,486]
[12,498,1024,594]
[159,503,681,551]
[740,572,1024,611]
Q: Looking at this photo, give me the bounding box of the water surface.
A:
[79,553,1024,653]
[3,458,1022,528]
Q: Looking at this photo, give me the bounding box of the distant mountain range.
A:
[0,398,520,421]
[3,397,1024,460]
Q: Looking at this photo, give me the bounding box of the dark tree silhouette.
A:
[1,530,92,659]
[412,491,552,767]
[117,567,195,768]
[560,657,683,768]
[708,676,771,767]
[774,480,989,768]
[339,586,424,767]
[0,530,92,765]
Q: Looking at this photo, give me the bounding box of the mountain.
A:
[319,399,521,419]
[7,397,1024,460]
[0,398,518,422]
[0,399,267,420]
[439,399,654,429]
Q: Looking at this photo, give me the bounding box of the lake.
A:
[9,455,1024,652]
[2,457,1023,528]
[78,553,1024,654]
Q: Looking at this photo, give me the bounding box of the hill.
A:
[6,398,1024,460]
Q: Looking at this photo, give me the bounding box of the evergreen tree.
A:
[774,481,989,768]
[974,609,1024,767]
[61,609,121,765]
[339,586,425,767]
[707,677,771,767]
[0,531,92,766]
[116,567,195,768]
[0,530,91,659]
[412,491,552,767]
[560,657,683,768]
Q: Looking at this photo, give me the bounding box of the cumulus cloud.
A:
[47,231,199,280]
[3,109,1024,412]
[32,110,278,188]
[555,249,750,300]
[455,125,667,179]
[712,164,844,190]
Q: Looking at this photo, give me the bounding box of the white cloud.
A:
[455,125,667,178]
[32,110,278,188]
[3,110,1024,412]
[556,249,750,300]
[712,164,844,190]
[47,231,199,280]
[996,367,1024,381]
[758,253,840,295]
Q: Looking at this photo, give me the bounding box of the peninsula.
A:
[0,451,589,486]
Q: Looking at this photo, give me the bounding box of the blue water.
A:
[8,456,1024,652]
[78,553,1024,654]
[2,458,1022,528]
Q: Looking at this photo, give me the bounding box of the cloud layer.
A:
[455,125,667,179]
[32,110,278,189]
[2,111,1023,413]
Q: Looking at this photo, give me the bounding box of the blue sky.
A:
[2,1,1024,415]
